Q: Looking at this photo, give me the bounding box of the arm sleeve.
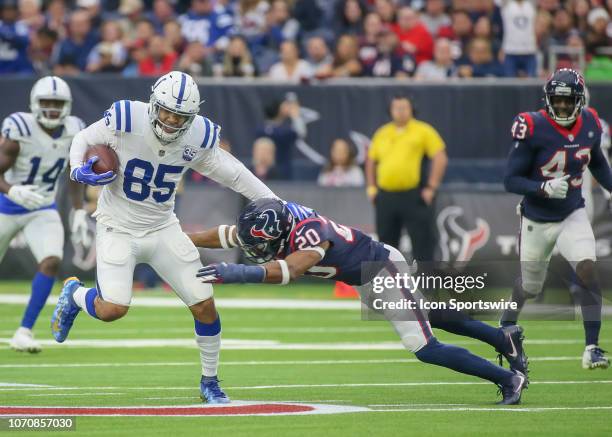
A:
[504,140,544,196]
[192,147,278,201]
[588,140,612,193]
[69,119,114,173]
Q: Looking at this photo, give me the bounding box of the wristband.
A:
[277,260,290,285]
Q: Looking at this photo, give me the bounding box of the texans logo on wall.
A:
[436,206,490,265]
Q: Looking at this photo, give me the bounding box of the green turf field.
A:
[1,280,611,436]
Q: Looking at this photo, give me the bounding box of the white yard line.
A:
[0,294,361,310]
[27,393,125,397]
[0,337,594,349]
[0,356,584,369]
[2,294,612,314]
[370,406,612,413]
[1,380,610,392]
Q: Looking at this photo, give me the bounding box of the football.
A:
[85,144,119,174]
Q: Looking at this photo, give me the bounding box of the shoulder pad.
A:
[2,112,32,141]
[511,112,535,140]
[585,108,602,131]
[104,100,137,133]
[288,218,331,252]
[196,116,221,149]
[66,116,87,135]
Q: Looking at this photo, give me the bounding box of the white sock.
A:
[195,333,221,377]
[72,286,89,310]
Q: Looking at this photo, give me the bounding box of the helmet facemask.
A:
[32,97,71,129]
[149,94,196,144]
[545,93,585,127]
[238,236,286,264]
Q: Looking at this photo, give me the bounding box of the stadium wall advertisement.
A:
[3,184,612,290]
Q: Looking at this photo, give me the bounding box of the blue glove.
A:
[197,262,266,284]
[71,156,116,186]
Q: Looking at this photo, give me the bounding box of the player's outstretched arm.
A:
[588,141,612,193]
[188,225,238,249]
[197,242,329,285]
[193,147,278,201]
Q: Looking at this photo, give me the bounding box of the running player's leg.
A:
[21,210,64,330]
[148,224,228,403]
[1,213,40,352]
[51,224,136,342]
[556,208,609,368]
[364,245,525,404]
[500,215,558,325]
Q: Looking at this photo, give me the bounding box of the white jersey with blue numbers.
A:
[1,112,85,212]
[70,100,276,237]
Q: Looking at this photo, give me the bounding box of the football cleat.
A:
[200,376,230,404]
[496,370,528,405]
[497,325,529,375]
[582,345,610,370]
[50,277,82,343]
[9,327,41,353]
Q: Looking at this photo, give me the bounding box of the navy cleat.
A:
[200,376,230,404]
[497,325,529,376]
[51,277,82,343]
[497,370,528,405]
[582,345,610,370]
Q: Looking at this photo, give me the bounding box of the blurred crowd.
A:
[1,0,611,79]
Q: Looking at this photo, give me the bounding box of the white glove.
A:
[542,175,570,199]
[7,185,46,210]
[70,209,92,248]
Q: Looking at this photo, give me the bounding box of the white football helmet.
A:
[30,76,72,129]
[149,71,201,144]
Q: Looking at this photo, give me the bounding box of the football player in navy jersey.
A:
[501,68,611,370]
[190,198,529,405]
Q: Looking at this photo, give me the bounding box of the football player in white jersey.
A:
[51,71,277,404]
[0,76,90,353]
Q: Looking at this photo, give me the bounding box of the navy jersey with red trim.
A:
[283,214,390,286]
[504,108,611,222]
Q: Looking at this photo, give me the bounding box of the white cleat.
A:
[582,345,610,370]
[10,327,42,353]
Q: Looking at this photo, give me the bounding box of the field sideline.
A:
[1,280,611,436]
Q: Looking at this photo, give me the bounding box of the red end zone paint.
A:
[0,404,313,416]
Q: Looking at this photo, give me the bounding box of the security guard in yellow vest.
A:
[366,95,448,261]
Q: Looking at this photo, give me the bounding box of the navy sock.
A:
[429,308,504,350]
[500,279,529,327]
[577,280,602,346]
[21,272,55,329]
[415,339,514,385]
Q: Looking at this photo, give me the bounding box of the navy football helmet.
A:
[236,198,295,263]
[544,68,586,127]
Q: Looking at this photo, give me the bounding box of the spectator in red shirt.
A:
[138,34,177,76]
[391,6,434,64]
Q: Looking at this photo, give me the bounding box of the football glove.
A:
[542,175,570,199]
[7,185,46,210]
[71,156,116,186]
[70,209,92,248]
[197,262,266,284]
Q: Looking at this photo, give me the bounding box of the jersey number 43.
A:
[540,149,591,187]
